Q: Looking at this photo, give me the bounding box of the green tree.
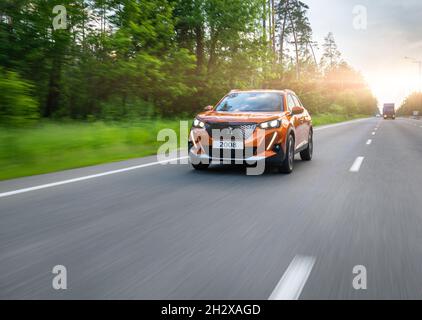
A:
[320,32,342,71]
[276,0,314,79]
[0,68,39,126]
[0,0,378,121]
[398,92,422,115]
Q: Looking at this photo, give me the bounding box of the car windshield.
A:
[215,92,284,112]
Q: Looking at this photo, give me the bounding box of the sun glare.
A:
[367,72,421,111]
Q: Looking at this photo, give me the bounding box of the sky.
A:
[303,0,422,108]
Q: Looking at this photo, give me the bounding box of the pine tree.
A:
[321,32,342,71]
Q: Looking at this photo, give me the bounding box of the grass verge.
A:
[311,113,368,127]
[0,120,184,181]
[0,114,369,181]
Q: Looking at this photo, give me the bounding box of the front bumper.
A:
[188,126,286,166]
[189,151,284,166]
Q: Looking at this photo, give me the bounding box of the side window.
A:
[287,95,296,111]
[292,95,302,107]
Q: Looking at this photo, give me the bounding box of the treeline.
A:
[0,0,378,126]
[398,92,422,116]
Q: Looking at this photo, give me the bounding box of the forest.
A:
[0,0,378,126]
[398,92,422,116]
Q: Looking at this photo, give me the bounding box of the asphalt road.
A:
[1,117,422,299]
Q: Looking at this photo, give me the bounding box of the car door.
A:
[292,94,308,147]
[287,94,303,149]
[294,95,312,143]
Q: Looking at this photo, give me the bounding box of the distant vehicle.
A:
[383,103,396,120]
[413,111,420,120]
[188,90,313,174]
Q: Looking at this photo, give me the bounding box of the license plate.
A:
[213,140,244,150]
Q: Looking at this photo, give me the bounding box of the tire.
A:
[300,129,313,161]
[279,134,295,174]
[191,162,210,171]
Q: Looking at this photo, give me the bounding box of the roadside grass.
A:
[0,114,369,181]
[311,113,368,127]
[0,120,185,181]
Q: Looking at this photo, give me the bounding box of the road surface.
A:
[1,117,422,299]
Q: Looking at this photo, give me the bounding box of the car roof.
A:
[229,89,295,95]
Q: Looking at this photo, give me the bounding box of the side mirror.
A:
[204,105,214,112]
[291,106,304,115]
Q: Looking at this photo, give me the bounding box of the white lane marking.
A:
[374,128,378,131]
[366,139,372,145]
[269,255,316,300]
[350,156,365,173]
[0,157,188,198]
[372,132,376,135]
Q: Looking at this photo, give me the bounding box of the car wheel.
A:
[300,129,313,161]
[279,134,295,174]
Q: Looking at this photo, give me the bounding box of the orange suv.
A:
[188,90,313,173]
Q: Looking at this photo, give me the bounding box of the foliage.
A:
[398,92,422,115]
[0,67,39,126]
[0,0,377,124]
[320,32,342,70]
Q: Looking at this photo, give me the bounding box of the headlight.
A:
[259,120,280,129]
[193,118,205,128]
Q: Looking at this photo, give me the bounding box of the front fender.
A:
[282,122,295,153]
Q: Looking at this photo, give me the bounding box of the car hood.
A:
[197,111,284,124]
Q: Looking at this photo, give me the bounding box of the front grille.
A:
[205,122,257,140]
